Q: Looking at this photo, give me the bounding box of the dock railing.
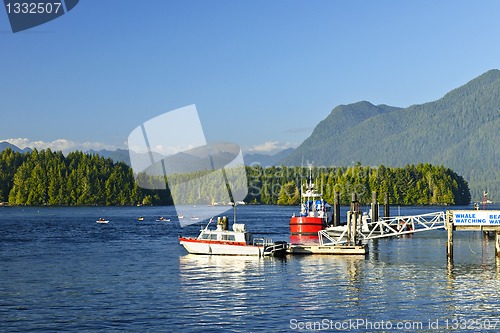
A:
[320,211,446,245]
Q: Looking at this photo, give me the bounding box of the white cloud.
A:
[1,138,123,155]
[246,141,296,154]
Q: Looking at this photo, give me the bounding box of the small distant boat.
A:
[179,216,288,256]
[96,218,109,224]
[156,217,170,222]
[178,214,184,219]
[138,217,144,221]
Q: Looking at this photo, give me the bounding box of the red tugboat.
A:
[289,166,332,244]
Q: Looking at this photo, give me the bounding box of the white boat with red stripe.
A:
[179,216,287,257]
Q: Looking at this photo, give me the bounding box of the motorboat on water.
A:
[179,216,287,257]
[96,218,109,224]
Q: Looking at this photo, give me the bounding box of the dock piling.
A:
[333,191,340,227]
[384,192,390,218]
[347,193,361,246]
[447,224,454,261]
[496,232,500,258]
[445,211,454,261]
[371,191,379,222]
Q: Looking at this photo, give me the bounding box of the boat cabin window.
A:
[221,234,235,241]
[201,233,218,240]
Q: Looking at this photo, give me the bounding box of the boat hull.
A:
[290,216,325,235]
[179,238,264,256]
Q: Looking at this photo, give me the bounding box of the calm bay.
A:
[1,205,499,332]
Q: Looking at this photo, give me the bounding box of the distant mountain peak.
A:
[244,147,295,167]
[0,142,32,154]
[280,69,500,201]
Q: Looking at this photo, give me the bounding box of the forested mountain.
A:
[281,69,500,202]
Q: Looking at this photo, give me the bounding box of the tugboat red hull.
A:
[289,216,325,235]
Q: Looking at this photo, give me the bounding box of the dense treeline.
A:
[245,164,470,206]
[0,148,470,206]
[0,148,152,206]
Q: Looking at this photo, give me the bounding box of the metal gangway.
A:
[319,211,446,245]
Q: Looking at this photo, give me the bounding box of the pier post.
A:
[447,226,453,261]
[384,192,390,218]
[496,232,500,258]
[347,211,353,245]
[371,191,378,222]
[333,191,340,227]
[347,194,360,246]
[445,211,454,261]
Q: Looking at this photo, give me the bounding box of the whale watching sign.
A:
[452,210,500,226]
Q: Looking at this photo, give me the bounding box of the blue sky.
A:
[1,0,499,154]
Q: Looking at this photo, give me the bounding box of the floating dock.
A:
[288,244,367,255]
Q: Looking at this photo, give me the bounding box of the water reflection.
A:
[176,255,289,331]
[443,262,500,322]
[284,255,366,314]
[179,254,265,297]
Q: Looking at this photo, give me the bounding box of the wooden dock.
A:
[288,244,367,255]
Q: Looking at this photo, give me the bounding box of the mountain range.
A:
[280,69,500,201]
[243,148,295,166]
[2,70,498,202]
[0,142,32,154]
[0,144,294,169]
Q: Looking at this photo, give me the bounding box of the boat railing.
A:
[261,240,288,256]
[253,238,275,246]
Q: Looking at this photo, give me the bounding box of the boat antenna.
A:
[204,217,214,231]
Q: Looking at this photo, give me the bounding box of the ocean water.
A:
[1,205,499,332]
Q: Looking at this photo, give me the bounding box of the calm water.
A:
[1,205,499,332]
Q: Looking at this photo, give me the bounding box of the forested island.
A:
[0,148,470,206]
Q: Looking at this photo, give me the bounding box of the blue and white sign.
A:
[453,210,500,225]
